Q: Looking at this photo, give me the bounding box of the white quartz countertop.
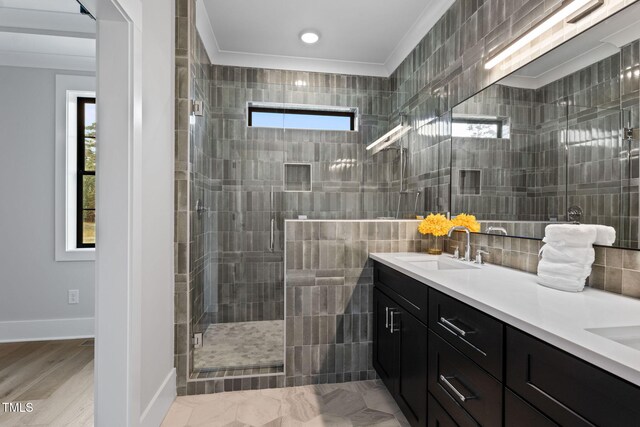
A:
[370,252,640,387]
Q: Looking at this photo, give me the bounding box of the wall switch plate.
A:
[68,289,79,304]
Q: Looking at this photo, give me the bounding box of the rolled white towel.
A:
[543,224,597,247]
[538,245,595,265]
[537,274,586,292]
[591,225,616,246]
[537,260,591,281]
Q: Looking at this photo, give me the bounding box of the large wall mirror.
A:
[449,2,640,250]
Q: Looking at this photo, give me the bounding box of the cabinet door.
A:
[373,287,398,392]
[505,389,557,427]
[395,307,428,427]
[506,327,640,427]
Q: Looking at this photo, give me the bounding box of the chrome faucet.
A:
[448,226,471,261]
[486,226,507,236]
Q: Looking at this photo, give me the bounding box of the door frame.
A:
[92,0,144,425]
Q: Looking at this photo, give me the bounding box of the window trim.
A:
[76,97,96,249]
[452,117,503,139]
[54,74,96,262]
[247,102,358,131]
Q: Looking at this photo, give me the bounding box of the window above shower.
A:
[247,102,358,131]
[451,116,509,139]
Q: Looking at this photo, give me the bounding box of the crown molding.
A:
[383,0,454,76]
[0,8,95,36]
[0,51,95,72]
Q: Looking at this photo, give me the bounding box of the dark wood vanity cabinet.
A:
[373,262,640,427]
[373,271,428,426]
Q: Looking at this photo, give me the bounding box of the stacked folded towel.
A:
[592,225,616,246]
[536,223,614,292]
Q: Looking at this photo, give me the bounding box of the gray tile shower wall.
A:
[207,66,391,325]
[284,220,424,387]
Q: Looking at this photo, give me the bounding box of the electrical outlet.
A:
[68,290,79,304]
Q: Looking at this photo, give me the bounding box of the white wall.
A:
[0,66,95,342]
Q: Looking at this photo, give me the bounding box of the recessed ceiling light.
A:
[300,31,319,44]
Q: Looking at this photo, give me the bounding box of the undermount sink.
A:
[586,326,640,351]
[392,254,478,271]
[410,260,478,271]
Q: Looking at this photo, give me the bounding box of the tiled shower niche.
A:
[284,163,312,192]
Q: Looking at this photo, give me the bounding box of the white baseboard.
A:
[0,317,94,343]
[140,368,176,427]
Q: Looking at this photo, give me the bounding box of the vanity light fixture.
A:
[366,116,410,152]
[300,31,319,44]
[485,0,600,70]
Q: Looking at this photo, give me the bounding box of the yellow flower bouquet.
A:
[451,213,480,232]
[418,213,452,255]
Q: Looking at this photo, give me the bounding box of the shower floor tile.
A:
[194,320,284,371]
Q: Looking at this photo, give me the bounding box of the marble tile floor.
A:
[194,320,284,372]
[161,380,410,427]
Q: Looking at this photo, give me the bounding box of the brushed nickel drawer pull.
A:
[390,310,399,334]
[440,317,471,337]
[439,375,476,402]
[385,307,389,329]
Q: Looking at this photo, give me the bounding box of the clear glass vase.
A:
[426,234,443,255]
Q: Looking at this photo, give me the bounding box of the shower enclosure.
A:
[187,67,401,378]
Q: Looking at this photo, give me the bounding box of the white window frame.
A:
[55,74,96,261]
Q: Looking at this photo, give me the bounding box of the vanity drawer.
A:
[375,262,428,323]
[428,331,502,427]
[429,289,504,380]
[506,327,640,427]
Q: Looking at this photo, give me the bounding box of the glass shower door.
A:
[191,73,286,378]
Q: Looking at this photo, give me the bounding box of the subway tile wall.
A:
[284,220,424,387]
[207,66,391,326]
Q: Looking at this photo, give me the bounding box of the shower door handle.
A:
[269,218,275,252]
[269,186,275,252]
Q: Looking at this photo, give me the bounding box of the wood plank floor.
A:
[0,339,94,427]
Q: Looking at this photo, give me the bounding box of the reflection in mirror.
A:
[450,2,640,250]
